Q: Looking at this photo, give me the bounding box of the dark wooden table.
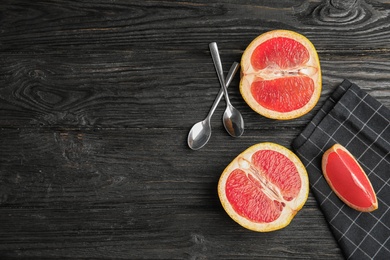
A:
[1,0,389,259]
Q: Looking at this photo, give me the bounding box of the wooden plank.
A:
[0,51,389,128]
[0,1,389,52]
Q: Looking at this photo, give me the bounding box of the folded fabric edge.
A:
[292,79,353,150]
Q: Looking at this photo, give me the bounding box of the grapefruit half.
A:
[322,144,378,212]
[240,30,322,120]
[218,142,309,232]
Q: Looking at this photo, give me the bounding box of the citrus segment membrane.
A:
[225,169,283,223]
[322,144,378,212]
[218,143,309,232]
[251,149,302,202]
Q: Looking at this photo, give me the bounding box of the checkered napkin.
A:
[292,80,390,260]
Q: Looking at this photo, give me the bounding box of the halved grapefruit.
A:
[322,144,378,212]
[240,30,322,120]
[218,142,309,232]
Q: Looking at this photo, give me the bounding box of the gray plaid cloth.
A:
[292,80,390,260]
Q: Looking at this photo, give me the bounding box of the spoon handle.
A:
[209,42,231,106]
[206,62,239,119]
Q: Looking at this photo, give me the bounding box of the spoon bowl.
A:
[223,104,245,137]
[187,119,211,150]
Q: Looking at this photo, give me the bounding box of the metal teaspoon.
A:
[187,62,240,150]
[209,42,245,137]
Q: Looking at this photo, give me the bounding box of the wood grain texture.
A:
[0,0,389,259]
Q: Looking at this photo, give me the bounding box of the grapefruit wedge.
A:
[240,30,322,120]
[218,143,309,232]
[322,144,378,212]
